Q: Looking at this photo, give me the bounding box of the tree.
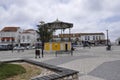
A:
[36,23,54,57]
[37,25,53,42]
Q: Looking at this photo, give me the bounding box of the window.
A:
[99,36,101,40]
[88,36,90,40]
[27,36,30,40]
[22,36,25,42]
[2,39,4,42]
[93,36,95,40]
[22,36,25,39]
[96,36,98,40]
[85,36,87,40]
[7,39,9,42]
[12,38,14,42]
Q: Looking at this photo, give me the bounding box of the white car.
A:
[13,46,25,50]
[26,46,35,49]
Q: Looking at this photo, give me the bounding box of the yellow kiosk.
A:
[44,42,71,52]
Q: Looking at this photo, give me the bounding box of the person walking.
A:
[71,47,74,56]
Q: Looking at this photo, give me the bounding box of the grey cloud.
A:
[102,15,120,23]
[82,0,103,11]
[0,0,120,41]
[0,0,27,10]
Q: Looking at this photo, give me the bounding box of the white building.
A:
[53,32,106,45]
[20,29,37,47]
[0,27,22,45]
[0,26,106,46]
[0,27,38,47]
[115,37,120,45]
[79,33,105,41]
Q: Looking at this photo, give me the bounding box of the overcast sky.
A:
[0,0,120,41]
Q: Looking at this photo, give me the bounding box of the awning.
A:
[1,37,15,41]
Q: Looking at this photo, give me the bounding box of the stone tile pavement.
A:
[1,46,120,80]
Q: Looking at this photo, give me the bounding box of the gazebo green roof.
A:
[42,19,73,30]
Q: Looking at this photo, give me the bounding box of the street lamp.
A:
[106,29,111,50]
[18,35,21,47]
[11,39,14,53]
[106,29,109,46]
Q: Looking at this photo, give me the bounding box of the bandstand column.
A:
[61,29,63,41]
[69,28,71,41]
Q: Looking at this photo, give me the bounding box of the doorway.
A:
[65,43,68,51]
[119,41,120,45]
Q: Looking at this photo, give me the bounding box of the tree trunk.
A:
[41,41,44,58]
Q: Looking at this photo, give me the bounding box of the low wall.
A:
[1,59,79,80]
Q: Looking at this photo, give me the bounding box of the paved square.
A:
[0,46,120,80]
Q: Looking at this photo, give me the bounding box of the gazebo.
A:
[43,19,73,41]
[42,19,73,52]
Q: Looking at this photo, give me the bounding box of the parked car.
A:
[0,44,13,51]
[25,46,35,50]
[13,46,25,50]
[0,45,8,50]
[32,46,35,49]
[26,46,31,50]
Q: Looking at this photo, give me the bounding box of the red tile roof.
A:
[25,29,35,31]
[1,27,20,32]
[21,29,36,34]
[21,31,31,34]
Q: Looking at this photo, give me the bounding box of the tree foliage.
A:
[36,24,54,42]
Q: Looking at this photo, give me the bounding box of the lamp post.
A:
[18,35,20,47]
[106,29,111,50]
[11,40,14,53]
[106,29,109,46]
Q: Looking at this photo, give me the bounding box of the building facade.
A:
[53,33,106,46]
[115,38,120,45]
[0,26,106,47]
[0,27,22,45]
[0,27,38,47]
[20,29,38,47]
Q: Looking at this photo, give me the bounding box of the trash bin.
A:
[35,49,40,58]
[106,45,111,50]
